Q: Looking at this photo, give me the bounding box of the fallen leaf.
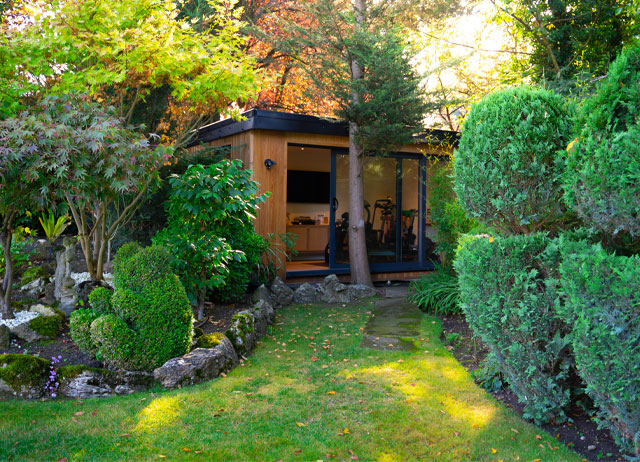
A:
[294,449,302,454]
[74,411,84,416]
[510,428,520,435]
[343,428,350,434]
[182,448,192,452]
[327,391,336,395]
[311,356,319,362]
[491,448,497,453]
[535,434,542,440]
[296,422,306,427]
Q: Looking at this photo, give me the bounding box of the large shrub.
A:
[454,86,573,234]
[427,158,479,266]
[455,233,574,424]
[70,245,193,370]
[153,160,267,318]
[560,240,640,457]
[564,42,640,241]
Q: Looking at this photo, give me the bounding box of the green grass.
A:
[0,301,582,461]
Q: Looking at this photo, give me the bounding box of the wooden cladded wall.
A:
[201,129,453,277]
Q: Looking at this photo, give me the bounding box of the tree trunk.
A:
[347,0,373,287]
[197,287,207,321]
[0,231,14,319]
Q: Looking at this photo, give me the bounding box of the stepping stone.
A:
[360,299,422,351]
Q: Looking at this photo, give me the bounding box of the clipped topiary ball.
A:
[81,245,193,371]
[564,43,640,239]
[454,86,573,234]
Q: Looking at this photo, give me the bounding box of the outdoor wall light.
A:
[264,158,276,170]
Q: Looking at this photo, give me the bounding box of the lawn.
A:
[0,301,583,462]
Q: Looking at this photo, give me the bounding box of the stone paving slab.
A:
[360,298,422,351]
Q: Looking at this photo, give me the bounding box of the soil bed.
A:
[439,313,627,462]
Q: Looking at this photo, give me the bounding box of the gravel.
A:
[71,272,113,285]
[0,310,40,329]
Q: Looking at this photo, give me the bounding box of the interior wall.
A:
[286,146,331,223]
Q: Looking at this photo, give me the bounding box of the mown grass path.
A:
[0,301,582,461]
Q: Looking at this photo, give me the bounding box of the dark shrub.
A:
[71,245,193,371]
[564,42,640,240]
[213,227,266,303]
[560,239,640,457]
[454,86,573,234]
[455,233,574,423]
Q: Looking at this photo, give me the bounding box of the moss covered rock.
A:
[0,354,49,399]
[225,311,255,357]
[21,266,49,286]
[194,332,224,349]
[28,305,65,339]
[57,365,154,398]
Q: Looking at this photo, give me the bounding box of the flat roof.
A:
[189,109,459,147]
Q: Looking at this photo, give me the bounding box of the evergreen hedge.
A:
[454,86,573,234]
[455,233,574,424]
[560,239,640,457]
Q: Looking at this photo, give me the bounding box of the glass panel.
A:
[334,153,350,265]
[363,156,398,264]
[400,158,420,262]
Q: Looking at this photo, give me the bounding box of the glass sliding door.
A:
[330,150,428,271]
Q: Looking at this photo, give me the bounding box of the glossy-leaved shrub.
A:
[455,233,574,424]
[564,42,640,240]
[560,239,640,457]
[70,245,193,371]
[455,86,573,234]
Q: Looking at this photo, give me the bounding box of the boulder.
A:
[0,354,49,399]
[58,366,154,398]
[269,277,293,306]
[251,302,269,338]
[153,336,238,389]
[10,320,43,343]
[0,325,10,349]
[42,282,56,305]
[20,277,45,299]
[225,310,255,357]
[348,284,378,300]
[254,299,274,325]
[293,282,320,305]
[320,274,377,303]
[252,284,273,306]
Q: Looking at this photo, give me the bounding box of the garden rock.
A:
[0,354,48,399]
[9,318,43,343]
[0,325,10,349]
[252,284,272,306]
[20,277,45,299]
[29,304,56,318]
[293,282,320,304]
[153,336,238,389]
[251,302,269,338]
[269,277,293,306]
[320,275,377,303]
[42,282,56,305]
[54,237,78,316]
[254,299,274,325]
[58,368,155,398]
[225,310,255,357]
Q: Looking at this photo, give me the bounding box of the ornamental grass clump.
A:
[564,42,640,242]
[70,245,192,371]
[455,86,573,235]
[455,233,574,424]
[559,239,640,458]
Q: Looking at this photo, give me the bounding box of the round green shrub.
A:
[559,239,640,456]
[87,245,193,370]
[69,308,101,356]
[87,287,112,313]
[454,233,574,424]
[112,241,142,284]
[454,86,573,234]
[564,43,640,239]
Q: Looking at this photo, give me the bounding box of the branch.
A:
[106,181,149,239]
[422,31,534,56]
